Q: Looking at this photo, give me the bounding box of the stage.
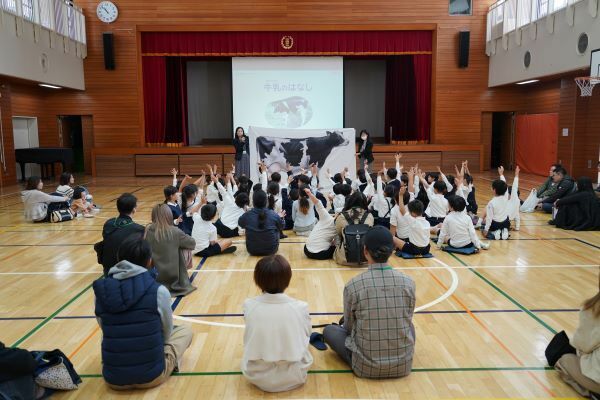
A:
[91,144,483,177]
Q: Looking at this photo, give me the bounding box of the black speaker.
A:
[103,32,115,70]
[458,31,470,68]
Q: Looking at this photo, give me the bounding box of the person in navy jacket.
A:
[239,190,284,256]
[93,235,193,390]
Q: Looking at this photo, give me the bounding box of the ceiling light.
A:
[516,79,539,85]
[39,83,61,89]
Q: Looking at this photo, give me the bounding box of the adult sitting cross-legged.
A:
[93,235,193,390]
[539,167,575,213]
[323,226,416,378]
[96,193,145,277]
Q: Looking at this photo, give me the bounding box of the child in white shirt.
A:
[368,172,394,228]
[392,187,437,256]
[192,203,236,257]
[420,178,449,226]
[303,189,337,259]
[213,174,249,238]
[437,196,489,250]
[242,255,313,392]
[483,166,519,240]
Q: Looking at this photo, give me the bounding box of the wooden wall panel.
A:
[135,155,179,176]
[26,0,531,155]
[557,79,577,174]
[96,155,134,177]
[0,85,17,186]
[223,154,236,174]
[480,112,492,171]
[441,150,480,172]
[81,116,94,174]
[179,154,223,176]
[358,152,442,172]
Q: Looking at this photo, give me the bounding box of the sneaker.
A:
[480,241,490,250]
[493,230,501,240]
[222,246,237,255]
[501,228,509,240]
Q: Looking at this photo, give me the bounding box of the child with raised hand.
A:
[368,167,395,228]
[303,188,337,259]
[213,172,249,238]
[192,202,236,257]
[292,189,316,236]
[500,165,521,231]
[483,166,514,240]
[180,175,205,235]
[419,168,449,226]
[437,196,489,251]
[205,164,222,206]
[392,186,440,256]
[241,255,313,392]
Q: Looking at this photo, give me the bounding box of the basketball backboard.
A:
[591,48,600,78]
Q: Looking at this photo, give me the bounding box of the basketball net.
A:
[575,76,599,97]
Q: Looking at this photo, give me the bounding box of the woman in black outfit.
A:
[552,176,600,231]
[357,129,374,171]
[233,127,250,178]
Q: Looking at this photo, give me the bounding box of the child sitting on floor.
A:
[437,196,489,251]
[392,187,439,256]
[420,177,449,226]
[483,166,516,240]
[292,190,316,236]
[192,203,236,257]
[303,188,337,260]
[70,186,95,218]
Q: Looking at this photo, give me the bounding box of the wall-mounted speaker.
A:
[458,31,470,68]
[103,32,115,70]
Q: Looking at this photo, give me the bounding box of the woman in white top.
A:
[21,176,69,222]
[242,255,313,392]
[555,277,600,397]
[292,191,316,236]
[303,189,337,260]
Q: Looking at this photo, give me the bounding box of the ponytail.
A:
[299,197,310,215]
[268,194,276,210]
[258,210,266,229]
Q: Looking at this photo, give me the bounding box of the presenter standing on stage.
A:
[233,127,250,178]
[357,130,374,171]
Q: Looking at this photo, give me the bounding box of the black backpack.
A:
[342,211,370,264]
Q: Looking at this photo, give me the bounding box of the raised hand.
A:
[395,153,400,162]
[170,168,178,176]
[278,210,287,218]
[287,175,294,184]
[515,165,520,176]
[399,185,407,195]
[436,166,442,174]
[498,166,504,176]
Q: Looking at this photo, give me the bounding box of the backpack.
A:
[342,211,370,264]
[50,209,74,223]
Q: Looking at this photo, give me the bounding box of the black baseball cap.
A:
[364,226,394,251]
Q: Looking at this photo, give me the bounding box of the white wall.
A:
[0,14,85,90]
[488,0,600,87]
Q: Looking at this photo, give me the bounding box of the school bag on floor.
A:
[342,211,370,264]
[520,189,538,213]
[51,209,74,223]
[31,349,81,390]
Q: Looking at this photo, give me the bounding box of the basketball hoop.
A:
[575,76,600,97]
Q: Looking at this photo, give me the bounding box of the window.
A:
[450,0,472,15]
[21,0,34,21]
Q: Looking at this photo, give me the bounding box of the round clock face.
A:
[96,1,118,23]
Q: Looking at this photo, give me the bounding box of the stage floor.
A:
[0,171,597,399]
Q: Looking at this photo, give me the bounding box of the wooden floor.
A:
[0,171,598,399]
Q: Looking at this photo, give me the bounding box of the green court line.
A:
[447,253,557,335]
[78,366,554,379]
[11,278,100,348]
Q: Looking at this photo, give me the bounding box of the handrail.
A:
[0,0,86,45]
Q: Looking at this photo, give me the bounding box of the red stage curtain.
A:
[413,54,432,142]
[165,57,188,145]
[515,113,558,176]
[385,56,416,142]
[141,31,432,56]
[385,55,431,143]
[142,57,166,144]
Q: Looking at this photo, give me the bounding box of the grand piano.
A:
[15,148,74,181]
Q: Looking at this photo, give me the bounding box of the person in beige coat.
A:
[556,274,600,398]
[333,192,374,266]
[145,204,197,297]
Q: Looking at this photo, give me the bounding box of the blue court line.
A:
[171,257,207,311]
[0,308,580,321]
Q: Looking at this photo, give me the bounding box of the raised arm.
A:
[437,166,453,192]
[397,186,407,216]
[171,168,178,187]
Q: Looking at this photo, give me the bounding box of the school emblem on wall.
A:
[281,35,294,50]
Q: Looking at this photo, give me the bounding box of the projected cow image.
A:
[256,130,349,173]
[265,96,313,128]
